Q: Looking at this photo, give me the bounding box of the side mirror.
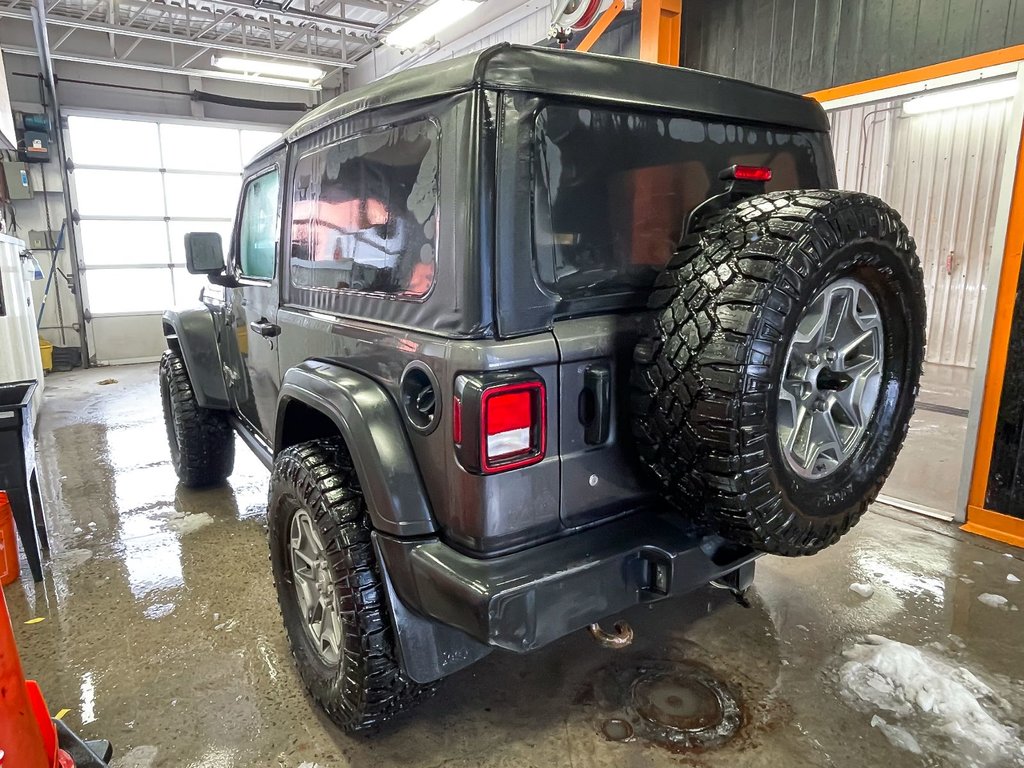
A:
[184,232,226,275]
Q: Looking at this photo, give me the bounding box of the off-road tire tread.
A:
[270,438,433,732]
[631,190,925,556]
[159,348,234,487]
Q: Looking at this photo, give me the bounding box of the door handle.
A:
[579,364,611,445]
[249,319,281,338]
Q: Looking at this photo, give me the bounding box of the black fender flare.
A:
[276,360,437,538]
[161,308,230,410]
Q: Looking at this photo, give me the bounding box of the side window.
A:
[238,168,280,280]
[289,120,438,300]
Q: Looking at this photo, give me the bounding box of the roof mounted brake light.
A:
[721,165,773,182]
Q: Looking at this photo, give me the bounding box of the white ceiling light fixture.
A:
[212,55,325,82]
[902,78,1017,115]
[385,0,482,50]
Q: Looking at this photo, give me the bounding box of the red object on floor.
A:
[0,492,20,587]
[0,584,48,767]
[27,681,58,765]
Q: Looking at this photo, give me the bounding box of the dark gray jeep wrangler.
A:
[160,44,926,731]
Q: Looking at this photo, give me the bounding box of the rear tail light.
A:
[453,375,546,474]
[482,383,545,470]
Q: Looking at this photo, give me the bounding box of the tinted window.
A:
[238,168,280,279]
[289,121,438,299]
[533,104,828,303]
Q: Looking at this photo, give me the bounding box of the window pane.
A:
[290,122,438,300]
[74,170,164,217]
[172,267,209,305]
[164,174,241,219]
[160,124,241,172]
[85,268,172,314]
[239,170,280,279]
[532,103,828,305]
[69,116,161,168]
[168,220,234,264]
[79,220,170,266]
[241,130,281,167]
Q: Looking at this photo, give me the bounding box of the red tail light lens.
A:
[453,375,546,474]
[484,389,533,457]
[730,165,772,182]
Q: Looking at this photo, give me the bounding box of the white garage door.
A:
[66,114,281,364]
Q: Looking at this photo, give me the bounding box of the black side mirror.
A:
[184,232,226,275]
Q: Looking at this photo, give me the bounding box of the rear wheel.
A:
[631,190,926,556]
[159,348,234,488]
[268,438,429,731]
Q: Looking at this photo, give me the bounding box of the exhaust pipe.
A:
[587,620,634,649]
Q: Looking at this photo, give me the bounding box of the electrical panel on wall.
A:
[19,114,50,163]
[1,161,32,200]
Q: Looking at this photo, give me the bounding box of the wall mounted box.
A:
[1,161,33,200]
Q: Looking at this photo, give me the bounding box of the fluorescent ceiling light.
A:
[212,55,324,82]
[903,78,1017,115]
[385,0,482,49]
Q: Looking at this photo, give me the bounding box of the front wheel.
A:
[268,438,429,731]
[159,349,234,488]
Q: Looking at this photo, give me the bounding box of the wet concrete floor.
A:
[5,363,1024,767]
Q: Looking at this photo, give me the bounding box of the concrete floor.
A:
[881,362,973,517]
[5,363,1024,768]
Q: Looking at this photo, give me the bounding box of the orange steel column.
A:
[0,586,49,767]
[962,106,1024,548]
[639,0,682,65]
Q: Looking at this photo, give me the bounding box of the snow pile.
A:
[166,511,214,535]
[850,582,875,598]
[840,635,1023,765]
[871,715,922,754]
[978,593,1009,608]
[1008,575,1021,584]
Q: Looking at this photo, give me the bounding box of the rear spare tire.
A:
[632,190,925,556]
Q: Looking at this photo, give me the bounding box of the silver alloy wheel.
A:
[777,277,885,479]
[289,508,343,667]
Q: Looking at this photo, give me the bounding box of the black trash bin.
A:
[0,380,46,582]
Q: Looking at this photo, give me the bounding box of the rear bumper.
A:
[374,512,757,654]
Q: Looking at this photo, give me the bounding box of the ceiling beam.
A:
[3,42,325,89]
[168,0,380,33]
[0,6,356,65]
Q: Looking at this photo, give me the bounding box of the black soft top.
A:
[255,43,829,162]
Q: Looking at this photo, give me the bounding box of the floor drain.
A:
[595,664,742,752]
[633,672,724,732]
[601,718,634,742]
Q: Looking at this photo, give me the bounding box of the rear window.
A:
[289,120,439,301]
[533,104,829,303]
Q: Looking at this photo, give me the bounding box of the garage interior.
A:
[2,1,1024,766]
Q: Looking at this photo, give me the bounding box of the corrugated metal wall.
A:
[684,0,1024,93]
[828,94,1013,367]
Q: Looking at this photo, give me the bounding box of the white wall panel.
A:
[829,95,1012,368]
[0,233,45,414]
[0,50,15,150]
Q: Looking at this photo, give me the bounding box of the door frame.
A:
[810,50,1024,535]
